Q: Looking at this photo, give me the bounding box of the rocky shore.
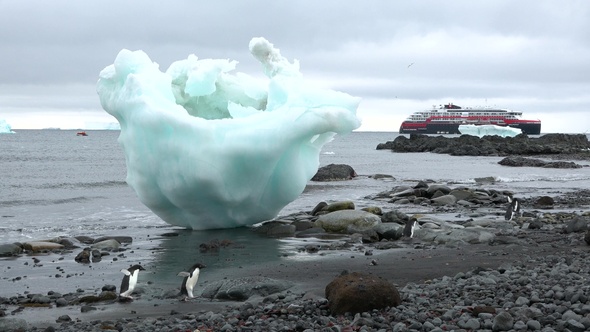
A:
[2,176,590,331]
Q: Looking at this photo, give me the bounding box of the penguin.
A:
[177,263,206,300]
[403,218,417,238]
[119,264,145,299]
[505,197,521,221]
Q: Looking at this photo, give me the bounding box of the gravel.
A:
[3,247,589,332]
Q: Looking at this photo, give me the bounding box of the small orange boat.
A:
[76,131,88,136]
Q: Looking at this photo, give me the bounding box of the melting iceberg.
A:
[97,37,361,230]
[459,124,522,138]
[0,119,15,134]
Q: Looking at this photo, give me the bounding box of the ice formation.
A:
[0,119,15,134]
[459,124,522,138]
[84,121,121,130]
[97,37,361,230]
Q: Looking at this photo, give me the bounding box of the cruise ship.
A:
[398,103,541,135]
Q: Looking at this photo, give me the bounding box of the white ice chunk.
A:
[459,124,522,138]
[97,37,361,230]
[0,119,15,134]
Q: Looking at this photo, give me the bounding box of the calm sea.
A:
[2,130,590,244]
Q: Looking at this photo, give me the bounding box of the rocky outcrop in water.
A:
[312,163,357,181]
[498,156,585,168]
[376,133,590,157]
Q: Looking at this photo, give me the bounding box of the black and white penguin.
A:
[403,218,417,238]
[119,264,145,299]
[505,197,521,221]
[177,263,206,300]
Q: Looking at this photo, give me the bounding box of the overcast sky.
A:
[1,0,589,133]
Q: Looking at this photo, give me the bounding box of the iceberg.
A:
[0,119,15,134]
[459,124,522,138]
[97,37,361,230]
[84,121,121,130]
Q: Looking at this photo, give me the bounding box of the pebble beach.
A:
[2,186,590,332]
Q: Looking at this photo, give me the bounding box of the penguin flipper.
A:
[177,272,190,277]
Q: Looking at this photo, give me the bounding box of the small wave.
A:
[494,174,590,183]
[38,180,128,190]
[450,173,590,185]
[0,196,92,207]
[322,151,335,155]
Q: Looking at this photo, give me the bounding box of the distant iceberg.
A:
[459,124,522,138]
[0,119,15,134]
[84,122,121,130]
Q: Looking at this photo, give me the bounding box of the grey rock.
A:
[373,223,404,240]
[93,236,133,244]
[566,319,587,332]
[0,243,23,257]
[430,194,457,206]
[380,210,409,224]
[0,318,28,331]
[201,277,293,301]
[493,311,514,331]
[311,163,357,181]
[564,217,589,233]
[527,319,541,330]
[315,210,381,234]
[91,239,120,250]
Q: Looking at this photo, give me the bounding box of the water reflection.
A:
[146,227,286,286]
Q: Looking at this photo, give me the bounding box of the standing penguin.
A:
[403,217,417,238]
[505,197,521,221]
[178,263,206,300]
[119,264,145,300]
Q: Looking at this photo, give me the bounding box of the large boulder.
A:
[325,271,401,315]
[315,210,382,234]
[311,164,357,181]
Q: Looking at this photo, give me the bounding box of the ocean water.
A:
[1,130,590,296]
[2,130,590,245]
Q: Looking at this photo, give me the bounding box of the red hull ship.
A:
[399,103,541,135]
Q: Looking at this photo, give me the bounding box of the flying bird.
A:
[119,264,146,300]
[407,62,415,68]
[177,263,206,301]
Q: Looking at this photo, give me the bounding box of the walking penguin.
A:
[505,196,521,221]
[177,263,206,301]
[119,264,146,300]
